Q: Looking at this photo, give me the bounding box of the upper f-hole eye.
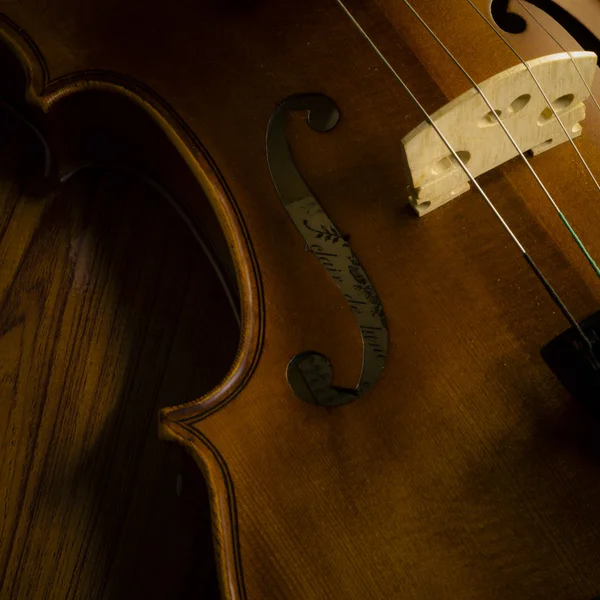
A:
[491,0,527,33]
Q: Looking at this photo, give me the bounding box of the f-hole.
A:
[491,0,527,33]
[490,0,600,57]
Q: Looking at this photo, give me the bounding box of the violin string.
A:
[401,0,600,278]
[466,0,600,206]
[515,0,600,115]
[334,0,595,356]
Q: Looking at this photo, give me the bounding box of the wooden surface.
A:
[550,0,600,45]
[402,51,596,214]
[1,0,600,599]
[0,113,238,599]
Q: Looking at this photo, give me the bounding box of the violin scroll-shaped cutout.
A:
[491,0,527,34]
[266,95,388,407]
[491,0,600,57]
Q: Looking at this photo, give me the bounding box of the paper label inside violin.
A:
[402,51,597,215]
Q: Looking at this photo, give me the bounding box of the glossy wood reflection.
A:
[3,0,600,598]
[0,114,238,600]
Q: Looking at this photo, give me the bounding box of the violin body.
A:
[2,0,600,597]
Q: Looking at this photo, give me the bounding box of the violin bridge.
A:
[401,51,598,216]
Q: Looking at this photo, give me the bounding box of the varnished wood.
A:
[0,115,237,598]
[1,0,600,598]
[541,0,600,48]
[402,51,596,214]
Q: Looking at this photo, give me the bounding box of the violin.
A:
[2,0,600,597]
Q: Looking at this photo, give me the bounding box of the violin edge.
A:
[159,418,245,600]
[0,12,266,424]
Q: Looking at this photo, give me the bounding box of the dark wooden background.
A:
[0,109,238,599]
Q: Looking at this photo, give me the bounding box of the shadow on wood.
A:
[0,109,239,599]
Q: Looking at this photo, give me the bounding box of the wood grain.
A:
[402,51,596,214]
[1,0,600,599]
[0,112,238,599]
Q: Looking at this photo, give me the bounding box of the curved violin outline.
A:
[0,5,597,600]
[0,14,263,421]
[266,94,388,407]
[0,15,263,599]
